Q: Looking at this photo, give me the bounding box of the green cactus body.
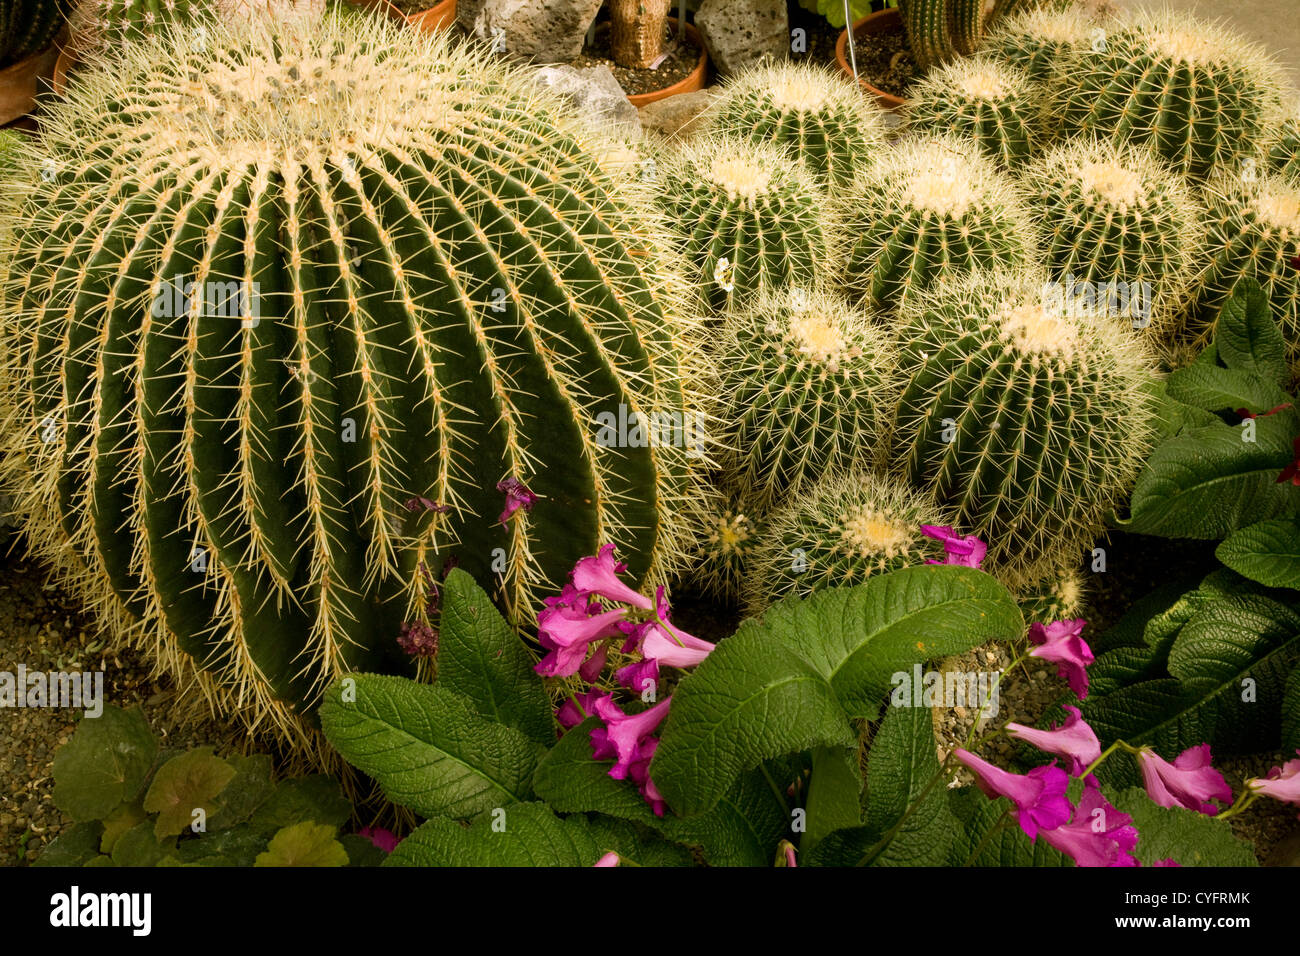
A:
[906,56,1042,168]
[898,0,959,70]
[1,0,71,66]
[71,0,325,54]
[0,16,701,744]
[1054,11,1286,180]
[713,287,898,511]
[1187,173,1300,378]
[659,136,833,312]
[1011,560,1088,625]
[844,136,1037,313]
[1265,104,1300,181]
[1021,138,1205,348]
[744,471,950,613]
[892,270,1155,583]
[986,2,1095,83]
[678,488,766,603]
[705,61,887,187]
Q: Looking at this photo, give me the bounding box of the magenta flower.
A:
[1006,706,1102,777]
[396,621,438,657]
[1027,619,1094,699]
[625,736,667,816]
[626,587,715,668]
[497,476,537,523]
[1246,750,1300,805]
[556,689,605,730]
[615,657,660,696]
[578,642,609,683]
[403,496,450,513]
[1151,858,1182,867]
[1138,744,1233,816]
[570,544,654,611]
[593,852,620,867]
[920,525,987,569]
[590,694,672,780]
[534,604,629,678]
[357,826,401,853]
[954,748,1072,839]
[1038,781,1139,867]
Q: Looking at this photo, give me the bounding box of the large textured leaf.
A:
[437,569,553,746]
[1165,363,1292,417]
[583,817,695,867]
[1214,278,1288,386]
[247,775,352,835]
[1216,518,1300,590]
[653,568,1022,816]
[33,822,104,867]
[1123,414,1300,538]
[142,748,237,839]
[52,706,158,822]
[532,718,793,866]
[384,802,605,867]
[320,674,541,819]
[1112,789,1257,866]
[859,704,956,866]
[1285,670,1300,752]
[946,788,1070,867]
[803,746,862,849]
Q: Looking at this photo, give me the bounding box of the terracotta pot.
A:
[625,20,708,108]
[835,8,906,111]
[0,45,59,124]
[405,0,456,32]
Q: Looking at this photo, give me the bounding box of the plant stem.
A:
[962,806,1013,867]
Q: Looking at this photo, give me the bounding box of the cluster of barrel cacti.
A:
[666,0,1300,622]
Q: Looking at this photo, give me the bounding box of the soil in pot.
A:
[572,21,700,98]
[849,14,918,99]
[389,0,440,11]
[786,1,846,70]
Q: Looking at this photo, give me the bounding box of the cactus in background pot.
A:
[1,0,72,68]
[0,14,703,747]
[891,269,1156,583]
[844,135,1037,313]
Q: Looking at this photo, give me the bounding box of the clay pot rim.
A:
[835,8,907,111]
[625,19,709,108]
[404,0,455,29]
[0,43,60,126]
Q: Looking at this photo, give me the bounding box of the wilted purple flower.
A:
[397,621,438,657]
[1028,619,1094,699]
[497,477,537,523]
[403,497,450,513]
[616,657,660,696]
[1006,706,1102,777]
[556,689,605,730]
[1138,744,1233,816]
[954,748,1072,840]
[590,694,672,781]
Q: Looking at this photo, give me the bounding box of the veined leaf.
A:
[1284,669,1300,751]
[1164,363,1292,417]
[804,746,863,850]
[52,705,157,822]
[384,802,605,867]
[320,674,541,819]
[437,569,553,746]
[946,788,1070,867]
[1214,278,1288,386]
[1113,788,1257,866]
[1123,414,1300,538]
[860,703,956,866]
[1216,518,1300,590]
[652,567,1021,817]
[254,822,349,867]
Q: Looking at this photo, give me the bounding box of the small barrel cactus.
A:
[844,136,1037,313]
[1010,560,1088,625]
[1186,172,1300,378]
[744,471,951,613]
[1020,138,1205,345]
[906,55,1043,168]
[1,0,71,67]
[891,269,1155,583]
[712,287,899,511]
[984,2,1098,83]
[676,488,766,603]
[658,136,833,312]
[704,61,887,187]
[0,15,702,745]
[1053,10,1286,180]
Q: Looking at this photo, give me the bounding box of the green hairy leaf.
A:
[52,706,158,822]
[1216,518,1300,590]
[1213,279,1288,387]
[384,803,609,868]
[1111,789,1257,866]
[142,748,237,839]
[653,567,1022,816]
[320,673,542,819]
